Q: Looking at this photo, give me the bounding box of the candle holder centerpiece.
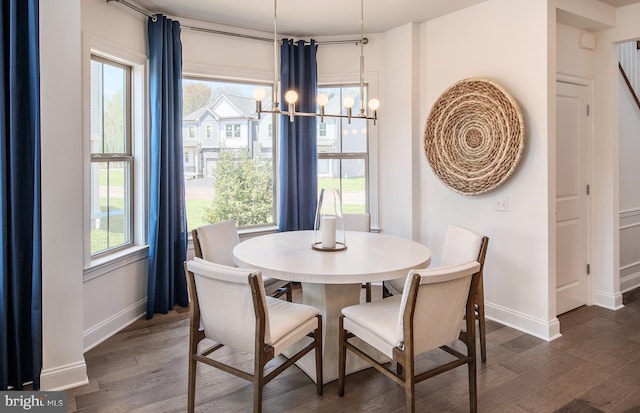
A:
[312,188,347,251]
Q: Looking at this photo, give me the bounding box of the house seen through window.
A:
[182,78,274,231]
[181,79,370,232]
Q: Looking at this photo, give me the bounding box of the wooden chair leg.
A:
[365,282,372,302]
[403,360,415,413]
[468,354,478,413]
[476,281,487,363]
[285,282,293,302]
[477,303,487,363]
[187,354,197,413]
[315,315,323,395]
[338,316,347,397]
[254,353,266,413]
[382,282,393,298]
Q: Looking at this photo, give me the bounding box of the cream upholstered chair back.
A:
[343,213,370,232]
[397,261,480,356]
[385,224,483,296]
[185,258,323,411]
[187,258,268,354]
[339,259,481,412]
[192,220,293,301]
[441,224,483,266]
[193,220,239,267]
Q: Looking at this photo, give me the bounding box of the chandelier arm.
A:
[256,0,378,125]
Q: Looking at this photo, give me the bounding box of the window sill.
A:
[84,245,149,282]
[238,225,279,239]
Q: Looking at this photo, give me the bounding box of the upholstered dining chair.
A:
[339,260,482,413]
[192,219,292,301]
[384,225,489,362]
[342,213,373,302]
[184,258,323,413]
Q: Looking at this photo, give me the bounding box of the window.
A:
[182,78,274,231]
[319,122,327,137]
[206,124,212,138]
[188,125,195,139]
[316,85,369,214]
[184,152,190,163]
[225,123,241,138]
[90,56,133,255]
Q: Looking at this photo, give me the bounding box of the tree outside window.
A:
[182,77,274,231]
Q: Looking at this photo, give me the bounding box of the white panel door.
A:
[556,81,590,315]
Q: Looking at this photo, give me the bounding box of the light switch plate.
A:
[495,197,509,212]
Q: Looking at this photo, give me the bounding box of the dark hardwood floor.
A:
[67,287,640,412]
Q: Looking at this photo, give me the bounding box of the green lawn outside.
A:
[98,167,125,185]
[93,174,366,235]
[318,177,365,192]
[91,196,127,254]
[186,199,212,232]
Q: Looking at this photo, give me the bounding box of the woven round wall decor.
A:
[424,78,524,195]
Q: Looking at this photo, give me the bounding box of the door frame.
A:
[555,73,593,314]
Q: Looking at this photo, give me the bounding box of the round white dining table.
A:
[233,230,431,383]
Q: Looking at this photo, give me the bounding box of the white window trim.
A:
[181,70,277,235]
[318,71,380,230]
[82,34,148,277]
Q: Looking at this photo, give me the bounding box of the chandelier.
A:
[253,0,379,125]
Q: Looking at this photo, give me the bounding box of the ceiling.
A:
[131,0,488,37]
[131,0,640,37]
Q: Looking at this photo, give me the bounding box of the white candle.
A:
[321,216,336,249]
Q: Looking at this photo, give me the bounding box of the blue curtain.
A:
[0,0,42,390]
[146,15,188,318]
[278,39,318,232]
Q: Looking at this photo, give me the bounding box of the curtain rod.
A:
[106,0,367,45]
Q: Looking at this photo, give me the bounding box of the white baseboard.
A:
[40,360,88,391]
[83,298,147,352]
[620,267,640,293]
[485,302,562,341]
[594,289,624,310]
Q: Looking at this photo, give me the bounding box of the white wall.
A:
[618,73,640,292]
[420,0,557,339]
[557,23,597,79]
[40,0,87,389]
[375,24,421,240]
[614,7,640,295]
[80,0,149,352]
[554,1,640,310]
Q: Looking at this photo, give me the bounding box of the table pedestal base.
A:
[284,283,388,384]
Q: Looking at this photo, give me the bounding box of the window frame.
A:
[317,74,380,230]
[83,34,149,277]
[181,75,278,233]
[316,83,372,216]
[89,55,135,258]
